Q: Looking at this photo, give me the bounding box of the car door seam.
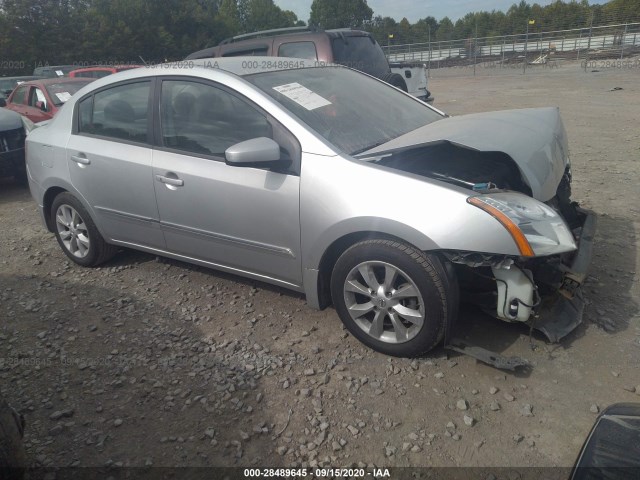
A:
[160,220,295,258]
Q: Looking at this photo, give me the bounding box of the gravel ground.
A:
[1,60,639,471]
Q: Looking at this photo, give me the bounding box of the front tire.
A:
[330,239,453,357]
[51,193,117,267]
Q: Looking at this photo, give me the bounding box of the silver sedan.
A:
[25,58,594,360]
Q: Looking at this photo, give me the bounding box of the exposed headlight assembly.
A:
[468,192,577,257]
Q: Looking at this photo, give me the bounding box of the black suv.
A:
[0,105,27,184]
[186,27,408,91]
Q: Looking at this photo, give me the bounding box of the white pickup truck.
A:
[389,61,432,103]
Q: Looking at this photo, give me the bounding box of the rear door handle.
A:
[155,175,184,187]
[71,155,90,165]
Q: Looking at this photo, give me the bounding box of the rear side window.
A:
[78,96,93,129]
[278,42,318,60]
[222,47,268,57]
[78,81,150,143]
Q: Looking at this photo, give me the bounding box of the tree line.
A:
[363,0,640,45]
[0,0,303,73]
[0,0,638,75]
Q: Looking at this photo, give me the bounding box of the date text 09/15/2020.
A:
[242,468,391,478]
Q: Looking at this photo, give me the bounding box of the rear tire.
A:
[381,72,408,92]
[51,192,117,267]
[330,239,454,357]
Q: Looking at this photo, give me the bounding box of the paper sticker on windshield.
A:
[55,70,64,77]
[55,92,72,102]
[273,83,331,111]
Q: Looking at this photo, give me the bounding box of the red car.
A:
[69,65,141,79]
[4,78,92,123]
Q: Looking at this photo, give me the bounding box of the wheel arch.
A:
[41,181,102,238]
[42,186,69,232]
[313,230,436,310]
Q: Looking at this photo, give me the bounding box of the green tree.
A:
[507,0,532,32]
[365,15,397,44]
[411,17,439,43]
[81,0,226,62]
[435,16,454,42]
[309,0,373,29]
[600,0,640,23]
[243,0,298,32]
[397,17,411,43]
[1,0,91,71]
[219,0,241,33]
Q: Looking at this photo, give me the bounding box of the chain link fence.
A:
[385,22,640,76]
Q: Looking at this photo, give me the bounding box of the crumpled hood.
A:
[362,107,569,201]
[0,108,24,131]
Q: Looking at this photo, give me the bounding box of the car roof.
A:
[0,76,44,81]
[93,57,339,83]
[187,56,340,76]
[219,27,372,45]
[34,65,75,70]
[23,77,94,87]
[0,106,24,132]
[72,65,140,71]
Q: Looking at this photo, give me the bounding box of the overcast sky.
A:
[274,0,610,24]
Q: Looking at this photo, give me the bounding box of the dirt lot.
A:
[1,60,639,473]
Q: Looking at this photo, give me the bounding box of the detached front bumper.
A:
[530,207,597,342]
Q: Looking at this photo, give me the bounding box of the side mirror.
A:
[0,98,6,108]
[571,403,640,479]
[35,101,46,112]
[225,137,283,167]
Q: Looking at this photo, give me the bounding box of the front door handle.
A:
[71,155,90,165]
[155,175,184,187]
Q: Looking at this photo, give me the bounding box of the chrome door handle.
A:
[155,175,184,187]
[71,155,90,165]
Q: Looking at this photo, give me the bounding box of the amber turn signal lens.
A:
[467,197,535,257]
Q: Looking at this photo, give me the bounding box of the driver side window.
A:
[160,80,272,157]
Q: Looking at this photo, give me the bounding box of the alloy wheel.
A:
[55,204,90,258]
[343,261,425,344]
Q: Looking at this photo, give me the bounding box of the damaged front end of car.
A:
[371,163,596,370]
[357,106,596,368]
[446,206,593,325]
[441,186,596,368]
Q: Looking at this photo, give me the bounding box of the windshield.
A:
[46,81,92,106]
[246,67,443,155]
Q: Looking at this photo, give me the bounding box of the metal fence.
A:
[385,22,640,74]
